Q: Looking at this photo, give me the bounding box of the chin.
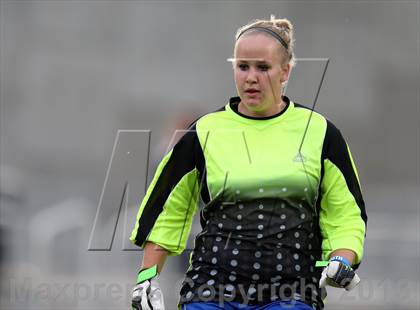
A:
[243,99,264,109]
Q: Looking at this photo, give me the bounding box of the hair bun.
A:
[273,19,293,32]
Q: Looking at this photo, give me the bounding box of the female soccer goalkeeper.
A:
[130,16,367,310]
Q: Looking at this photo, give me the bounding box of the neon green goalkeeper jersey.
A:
[130,96,367,308]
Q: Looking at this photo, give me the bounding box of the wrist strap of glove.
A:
[137,265,158,284]
[330,255,351,267]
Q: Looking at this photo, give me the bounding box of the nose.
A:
[245,67,258,84]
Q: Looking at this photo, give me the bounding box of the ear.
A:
[280,63,291,83]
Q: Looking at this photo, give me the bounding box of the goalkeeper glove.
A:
[319,256,360,291]
[132,265,165,310]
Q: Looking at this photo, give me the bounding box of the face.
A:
[233,33,290,116]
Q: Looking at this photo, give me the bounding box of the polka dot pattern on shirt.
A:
[180,198,322,308]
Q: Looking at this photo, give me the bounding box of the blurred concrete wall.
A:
[1,1,419,309]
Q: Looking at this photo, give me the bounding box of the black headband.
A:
[236,26,288,50]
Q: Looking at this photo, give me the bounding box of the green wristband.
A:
[137,265,158,284]
[315,260,329,267]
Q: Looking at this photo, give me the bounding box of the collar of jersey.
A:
[226,95,293,124]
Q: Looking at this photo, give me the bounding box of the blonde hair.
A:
[235,16,296,67]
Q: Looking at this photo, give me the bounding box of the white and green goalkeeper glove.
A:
[132,265,165,310]
[319,256,360,291]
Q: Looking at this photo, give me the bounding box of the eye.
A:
[258,64,270,71]
[237,63,248,71]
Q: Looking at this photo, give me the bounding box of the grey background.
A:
[1,1,419,309]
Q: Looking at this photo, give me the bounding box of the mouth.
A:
[244,89,261,95]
